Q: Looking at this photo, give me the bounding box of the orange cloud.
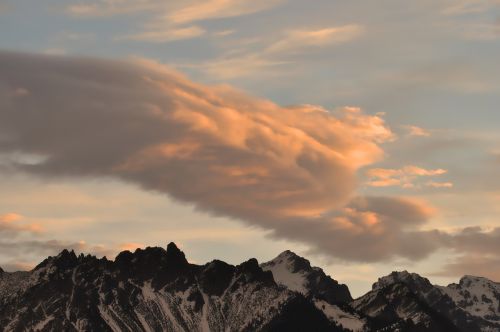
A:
[119,242,145,251]
[0,51,477,263]
[0,213,43,234]
[366,166,450,188]
[427,181,454,188]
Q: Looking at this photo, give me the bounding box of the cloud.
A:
[0,50,399,261]
[268,196,441,262]
[432,255,500,281]
[119,242,145,251]
[366,166,450,188]
[67,0,284,43]
[445,226,500,255]
[432,226,500,280]
[0,211,116,270]
[0,50,493,263]
[165,0,284,25]
[266,25,364,54]
[213,30,235,37]
[404,125,431,137]
[426,181,454,188]
[66,0,165,17]
[119,25,205,43]
[0,213,43,235]
[67,0,283,22]
[442,0,500,16]
[188,25,364,79]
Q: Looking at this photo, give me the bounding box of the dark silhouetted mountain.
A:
[0,246,498,331]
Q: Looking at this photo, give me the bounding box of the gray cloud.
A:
[432,255,500,282]
[0,50,497,265]
[444,226,500,256]
[0,212,117,270]
[268,196,440,262]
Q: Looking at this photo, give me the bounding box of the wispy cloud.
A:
[426,181,454,188]
[119,25,205,42]
[67,0,284,22]
[366,166,450,188]
[266,25,364,54]
[66,0,284,43]
[190,25,364,79]
[165,0,284,25]
[442,0,500,16]
[403,125,431,137]
[66,0,163,17]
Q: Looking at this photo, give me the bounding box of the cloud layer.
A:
[0,50,498,264]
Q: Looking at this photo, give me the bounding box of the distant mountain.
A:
[0,244,498,332]
[352,271,499,332]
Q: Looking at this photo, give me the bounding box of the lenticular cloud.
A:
[3,50,472,262]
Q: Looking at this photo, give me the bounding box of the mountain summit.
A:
[0,245,498,331]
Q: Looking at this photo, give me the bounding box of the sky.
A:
[0,0,499,297]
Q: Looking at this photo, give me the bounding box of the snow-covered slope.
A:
[261,250,352,303]
[314,299,366,332]
[353,271,499,332]
[438,275,500,330]
[261,251,366,331]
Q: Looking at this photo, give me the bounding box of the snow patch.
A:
[314,299,365,332]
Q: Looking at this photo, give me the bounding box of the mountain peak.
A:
[268,250,312,273]
[372,270,430,290]
[0,245,497,331]
[165,242,188,266]
[262,251,352,303]
[459,275,494,285]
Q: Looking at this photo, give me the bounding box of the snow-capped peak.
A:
[439,275,500,326]
[261,250,352,304]
[261,250,310,294]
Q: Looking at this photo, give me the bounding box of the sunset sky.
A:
[1,0,499,297]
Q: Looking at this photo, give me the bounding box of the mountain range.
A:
[0,243,498,331]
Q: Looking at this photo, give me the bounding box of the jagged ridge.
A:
[0,245,498,332]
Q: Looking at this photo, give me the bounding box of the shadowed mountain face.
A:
[0,244,498,332]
